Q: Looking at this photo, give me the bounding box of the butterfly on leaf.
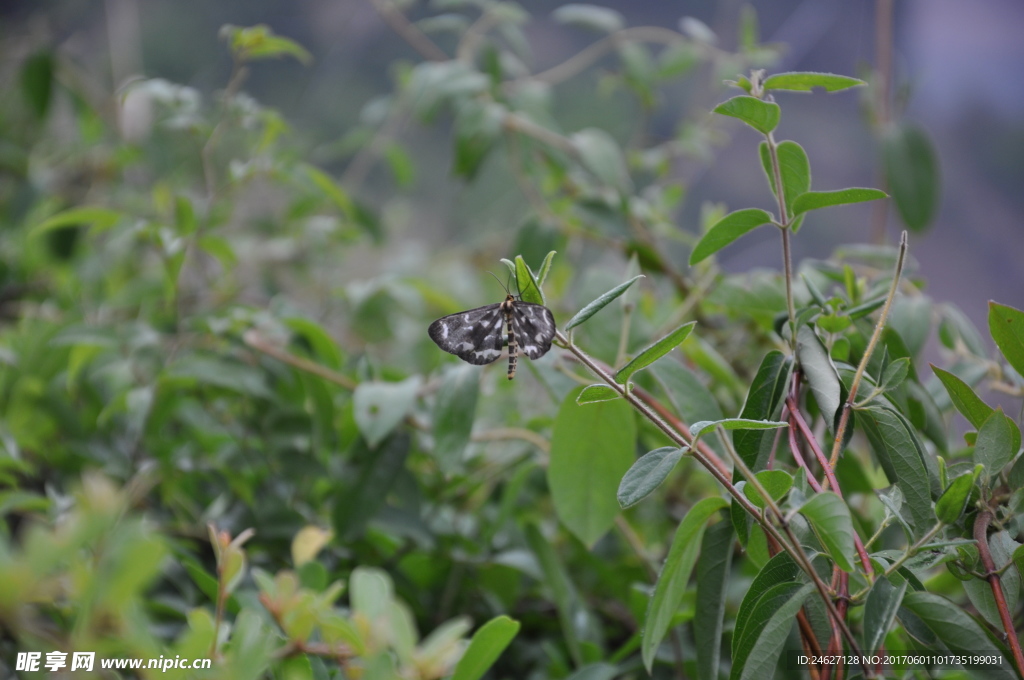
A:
[428,286,556,380]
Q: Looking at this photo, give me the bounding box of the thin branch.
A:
[975,510,1024,675]
[243,330,357,390]
[472,427,550,454]
[558,330,869,671]
[515,26,716,87]
[371,0,448,62]
[828,231,907,469]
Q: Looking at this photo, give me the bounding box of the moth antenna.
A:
[485,270,512,296]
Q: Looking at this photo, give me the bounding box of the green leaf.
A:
[733,552,799,644]
[931,365,993,428]
[730,582,815,680]
[694,521,734,680]
[860,407,933,539]
[735,351,793,470]
[197,234,238,269]
[742,470,792,510]
[163,354,272,399]
[759,140,810,225]
[791,188,887,215]
[884,123,940,232]
[524,523,590,666]
[655,361,725,452]
[453,100,504,180]
[879,357,911,392]
[353,377,421,448]
[712,95,780,134]
[551,4,624,32]
[617,447,685,509]
[762,72,865,92]
[30,206,122,236]
[797,492,855,572]
[450,616,520,680]
[20,50,55,119]
[975,409,1016,477]
[934,469,978,524]
[222,24,313,64]
[536,250,557,288]
[642,497,729,671]
[333,433,411,540]
[432,365,480,473]
[571,128,632,192]
[614,322,696,384]
[549,387,636,546]
[901,592,1017,680]
[689,208,774,265]
[690,418,788,442]
[576,384,621,404]
[285,317,344,369]
[407,61,490,119]
[564,275,644,330]
[862,576,907,655]
[989,301,1024,379]
[514,255,545,305]
[796,325,841,430]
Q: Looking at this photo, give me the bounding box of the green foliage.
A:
[0,4,1020,679]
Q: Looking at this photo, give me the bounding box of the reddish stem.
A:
[974,511,1024,675]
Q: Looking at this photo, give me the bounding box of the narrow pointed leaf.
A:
[537,250,557,287]
[735,351,793,470]
[797,325,841,429]
[713,95,780,134]
[763,72,865,92]
[577,384,622,404]
[731,582,815,680]
[989,301,1024,379]
[791,188,887,215]
[617,447,685,508]
[615,322,696,384]
[695,521,734,680]
[514,255,544,304]
[759,140,809,223]
[564,275,644,330]
[797,491,855,572]
[860,407,933,538]
[642,497,728,671]
[863,576,907,655]
[931,365,993,428]
[884,123,940,232]
[450,616,520,680]
[690,208,774,264]
[934,471,977,524]
[975,410,1016,476]
[690,418,788,442]
[901,592,1017,680]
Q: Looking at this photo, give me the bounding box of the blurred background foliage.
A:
[0,0,1022,678]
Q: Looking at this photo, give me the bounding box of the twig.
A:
[243,330,357,390]
[371,0,448,62]
[558,330,870,672]
[829,231,907,469]
[975,510,1024,675]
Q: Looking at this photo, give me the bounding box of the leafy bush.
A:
[0,3,1021,680]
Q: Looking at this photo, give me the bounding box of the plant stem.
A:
[559,330,869,672]
[975,510,1024,675]
[829,231,907,469]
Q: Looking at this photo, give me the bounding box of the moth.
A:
[428,291,556,380]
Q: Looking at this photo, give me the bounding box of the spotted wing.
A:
[428,303,506,365]
[511,302,556,360]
